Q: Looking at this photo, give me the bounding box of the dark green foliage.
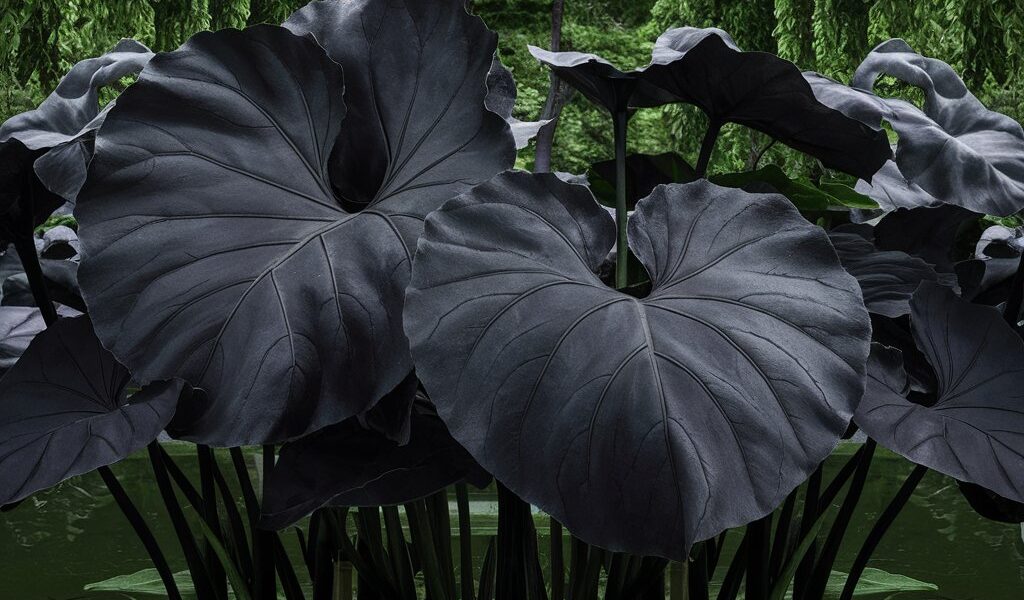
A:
[247,0,301,25]
[2,0,1022,175]
[210,0,250,30]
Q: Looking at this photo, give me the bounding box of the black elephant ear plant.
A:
[2,2,1024,600]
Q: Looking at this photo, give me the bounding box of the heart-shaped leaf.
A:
[283,0,514,212]
[0,315,183,505]
[404,173,871,558]
[855,283,1024,503]
[829,231,952,318]
[79,17,512,446]
[260,402,488,530]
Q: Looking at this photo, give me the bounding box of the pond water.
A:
[2,443,1022,599]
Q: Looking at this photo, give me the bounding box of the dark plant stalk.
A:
[382,506,416,599]
[14,199,180,599]
[669,561,684,600]
[13,179,57,325]
[273,535,305,600]
[256,445,278,600]
[198,445,228,600]
[550,519,564,600]
[99,465,184,600]
[456,483,476,600]
[428,491,458,598]
[751,138,778,171]
[745,514,771,600]
[211,455,254,581]
[769,489,798,582]
[1002,252,1024,326]
[613,108,630,289]
[708,531,727,576]
[532,0,566,173]
[405,500,449,600]
[694,120,722,178]
[148,443,218,600]
[792,464,822,598]
[688,543,709,600]
[716,535,748,600]
[228,446,275,597]
[838,464,928,600]
[801,440,877,600]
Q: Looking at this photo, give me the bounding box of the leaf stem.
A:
[12,182,57,325]
[148,442,217,600]
[695,120,722,179]
[838,464,927,600]
[456,483,477,600]
[800,440,876,600]
[745,514,771,600]
[1002,252,1024,327]
[98,465,184,600]
[613,108,630,289]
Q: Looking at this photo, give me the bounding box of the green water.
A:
[2,443,1022,599]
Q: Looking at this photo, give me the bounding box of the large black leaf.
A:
[404,173,871,558]
[529,28,889,179]
[485,56,550,150]
[873,205,980,273]
[0,39,153,209]
[284,0,514,213]
[851,40,1024,216]
[829,231,953,318]
[527,46,638,113]
[260,403,488,530]
[808,40,1024,216]
[0,316,183,505]
[78,18,512,446]
[634,28,890,179]
[855,283,1024,503]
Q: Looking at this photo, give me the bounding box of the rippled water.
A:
[2,444,1022,599]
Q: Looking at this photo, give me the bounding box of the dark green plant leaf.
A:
[855,284,1024,503]
[711,166,877,211]
[825,568,937,596]
[405,173,871,559]
[260,402,488,531]
[84,568,195,596]
[0,316,183,504]
[79,15,512,446]
[829,231,952,318]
